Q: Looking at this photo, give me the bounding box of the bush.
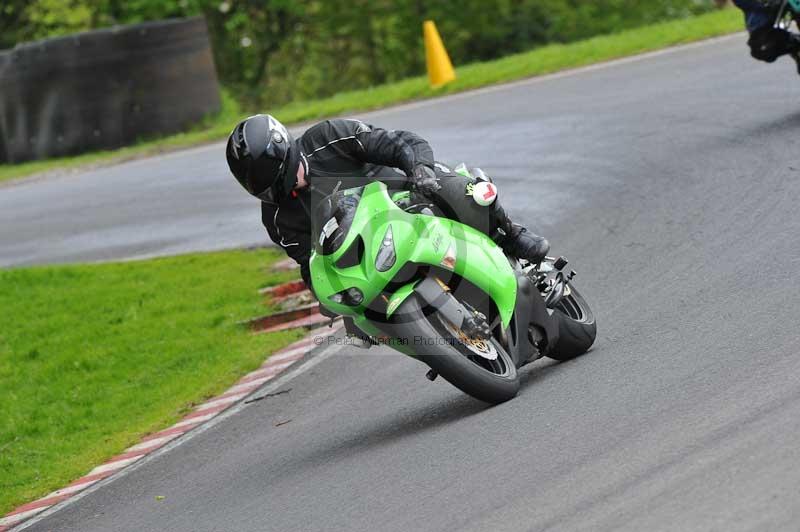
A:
[1,1,722,108]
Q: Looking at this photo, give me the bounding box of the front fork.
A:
[349,258,576,368]
[775,0,791,29]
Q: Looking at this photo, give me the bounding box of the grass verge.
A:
[0,248,304,515]
[0,8,743,184]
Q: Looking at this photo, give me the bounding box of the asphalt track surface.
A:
[13,34,800,531]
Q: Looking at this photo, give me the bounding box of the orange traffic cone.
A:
[423,21,456,88]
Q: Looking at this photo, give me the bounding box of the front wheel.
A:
[393,295,520,404]
[547,285,597,361]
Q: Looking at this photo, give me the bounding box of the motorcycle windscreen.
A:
[311,186,365,256]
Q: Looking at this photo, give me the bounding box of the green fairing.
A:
[352,316,417,357]
[386,281,418,318]
[309,182,516,328]
[454,163,473,179]
[390,190,411,203]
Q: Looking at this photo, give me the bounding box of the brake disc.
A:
[441,318,498,361]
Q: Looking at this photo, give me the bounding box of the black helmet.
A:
[226,114,301,201]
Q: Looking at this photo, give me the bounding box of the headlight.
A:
[328,287,364,306]
[375,225,396,272]
[329,292,344,304]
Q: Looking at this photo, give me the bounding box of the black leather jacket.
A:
[260,118,435,284]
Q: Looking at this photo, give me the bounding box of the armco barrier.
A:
[0,17,221,163]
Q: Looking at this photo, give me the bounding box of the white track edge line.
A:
[6,33,746,529]
[1,508,51,527]
[11,336,344,531]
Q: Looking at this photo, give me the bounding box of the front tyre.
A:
[394,295,520,404]
[548,285,597,361]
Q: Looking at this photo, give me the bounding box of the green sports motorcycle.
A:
[309,173,596,404]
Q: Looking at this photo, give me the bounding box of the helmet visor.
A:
[247,152,287,198]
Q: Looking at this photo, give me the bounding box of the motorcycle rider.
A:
[225,114,550,290]
[733,0,800,69]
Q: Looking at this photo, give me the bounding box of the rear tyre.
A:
[547,286,597,361]
[392,295,520,404]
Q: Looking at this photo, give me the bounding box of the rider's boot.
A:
[502,223,551,265]
[492,204,550,264]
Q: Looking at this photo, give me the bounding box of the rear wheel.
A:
[547,285,596,361]
[393,295,520,404]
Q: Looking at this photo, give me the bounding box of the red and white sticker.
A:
[472,181,497,206]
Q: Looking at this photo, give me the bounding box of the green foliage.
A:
[0,8,742,184]
[25,0,92,39]
[0,0,724,107]
[0,0,91,45]
[0,248,303,514]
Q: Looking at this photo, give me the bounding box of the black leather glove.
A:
[410,164,441,196]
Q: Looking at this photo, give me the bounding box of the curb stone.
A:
[1,326,338,531]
